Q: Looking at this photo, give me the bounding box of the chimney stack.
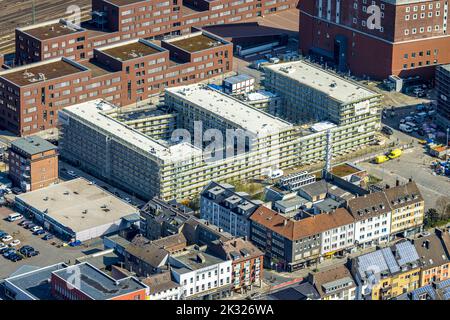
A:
[396,179,400,187]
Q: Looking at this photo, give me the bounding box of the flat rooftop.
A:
[105,0,148,6]
[264,61,378,104]
[0,59,86,86]
[79,60,115,78]
[16,178,138,233]
[11,135,57,156]
[22,21,82,41]
[101,41,162,61]
[61,100,202,162]
[53,263,147,300]
[166,84,293,135]
[5,263,67,300]
[247,90,278,101]
[168,33,226,53]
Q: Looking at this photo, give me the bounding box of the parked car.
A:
[0,243,7,251]
[9,239,21,247]
[124,197,132,204]
[69,240,82,247]
[42,234,54,241]
[9,253,23,262]
[11,187,23,195]
[33,229,45,236]
[0,230,7,238]
[30,226,43,233]
[0,246,10,254]
[19,220,31,227]
[20,246,39,257]
[25,223,36,230]
[1,235,13,242]
[67,171,78,178]
[381,126,394,135]
[3,248,16,258]
[399,124,413,133]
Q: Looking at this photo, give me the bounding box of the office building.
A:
[436,64,450,130]
[298,0,450,79]
[8,135,58,192]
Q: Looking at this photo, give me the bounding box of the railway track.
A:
[0,0,91,54]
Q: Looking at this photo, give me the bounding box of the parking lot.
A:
[0,207,105,279]
[359,141,449,211]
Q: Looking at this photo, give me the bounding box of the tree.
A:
[424,208,440,228]
[435,196,450,218]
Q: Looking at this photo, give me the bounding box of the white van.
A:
[8,213,23,222]
[269,169,284,179]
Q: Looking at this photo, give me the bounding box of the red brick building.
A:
[299,0,450,80]
[0,30,232,136]
[8,135,59,192]
[16,0,298,65]
[51,263,149,300]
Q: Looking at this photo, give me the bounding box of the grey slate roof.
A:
[11,136,57,156]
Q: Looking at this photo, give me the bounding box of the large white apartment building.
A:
[59,68,383,201]
[59,87,298,201]
[264,60,383,164]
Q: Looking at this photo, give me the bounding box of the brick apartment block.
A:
[16,0,298,65]
[299,0,450,80]
[8,135,59,192]
[0,30,232,136]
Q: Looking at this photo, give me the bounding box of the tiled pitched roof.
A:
[249,206,354,241]
[384,181,423,209]
[347,192,391,221]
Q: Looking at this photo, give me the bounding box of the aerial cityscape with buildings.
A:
[0,0,449,306]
